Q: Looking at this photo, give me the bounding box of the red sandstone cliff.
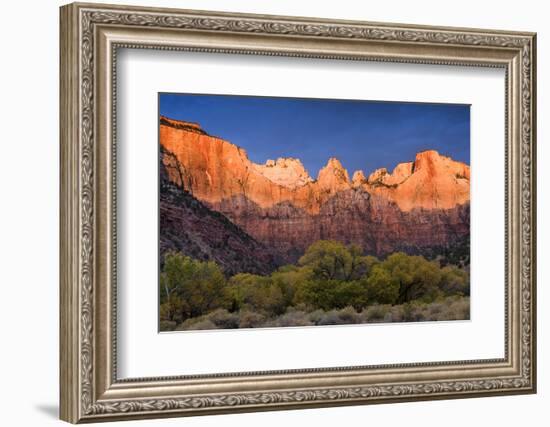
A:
[159,116,470,265]
[160,147,277,275]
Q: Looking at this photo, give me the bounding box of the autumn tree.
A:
[440,265,469,296]
[160,252,229,321]
[159,243,470,330]
[377,252,443,304]
[298,240,376,281]
[293,279,369,311]
[227,273,286,315]
[363,265,400,304]
[270,265,313,309]
[298,240,352,281]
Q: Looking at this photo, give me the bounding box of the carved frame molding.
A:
[60,2,536,423]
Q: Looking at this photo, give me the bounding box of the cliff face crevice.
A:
[159,116,470,267]
[212,191,469,264]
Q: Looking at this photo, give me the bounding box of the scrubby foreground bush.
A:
[160,240,470,331]
[162,297,470,331]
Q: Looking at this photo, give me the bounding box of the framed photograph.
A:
[60,2,537,423]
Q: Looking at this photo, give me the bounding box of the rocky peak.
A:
[412,150,445,174]
[352,170,367,187]
[367,168,389,185]
[253,157,313,189]
[159,115,469,214]
[365,149,470,211]
[412,150,470,180]
[317,157,351,191]
[321,157,348,175]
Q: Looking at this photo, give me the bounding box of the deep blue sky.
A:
[159,93,470,178]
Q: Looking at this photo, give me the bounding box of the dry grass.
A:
[162,296,470,331]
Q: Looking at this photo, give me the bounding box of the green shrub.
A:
[298,240,377,282]
[228,273,285,315]
[363,266,399,305]
[271,267,313,308]
[160,252,229,321]
[440,266,470,296]
[293,279,369,311]
[160,244,470,329]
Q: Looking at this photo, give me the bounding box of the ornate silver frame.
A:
[60,2,537,423]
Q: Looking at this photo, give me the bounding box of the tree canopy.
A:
[160,241,470,328]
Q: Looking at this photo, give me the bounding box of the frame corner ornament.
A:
[60,3,536,423]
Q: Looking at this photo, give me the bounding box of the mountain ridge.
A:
[159,115,470,212]
[159,115,470,264]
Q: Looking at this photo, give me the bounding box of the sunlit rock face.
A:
[160,116,470,264]
[160,147,277,275]
[351,170,367,187]
[363,150,470,211]
[253,157,313,189]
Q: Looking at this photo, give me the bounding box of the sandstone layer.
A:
[160,147,277,275]
[160,116,471,267]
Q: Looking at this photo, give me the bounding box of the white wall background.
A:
[0,0,545,425]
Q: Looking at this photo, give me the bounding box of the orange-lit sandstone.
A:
[159,117,470,262]
[160,117,470,213]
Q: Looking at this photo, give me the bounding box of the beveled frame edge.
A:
[59,2,536,423]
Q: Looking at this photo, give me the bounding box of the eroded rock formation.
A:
[160,116,470,267]
[160,147,277,275]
